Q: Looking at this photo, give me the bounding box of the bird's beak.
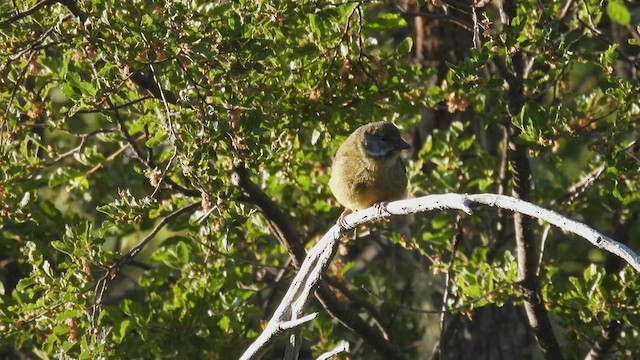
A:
[398,139,411,150]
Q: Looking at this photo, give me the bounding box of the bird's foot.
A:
[373,202,392,217]
[336,208,353,231]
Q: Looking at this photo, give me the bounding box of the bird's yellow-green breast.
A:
[329,122,410,211]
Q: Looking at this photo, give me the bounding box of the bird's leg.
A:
[337,208,353,230]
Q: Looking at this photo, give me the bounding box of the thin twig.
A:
[537,225,551,276]
[1,0,54,25]
[439,215,462,356]
[363,282,518,315]
[119,202,200,263]
[148,62,178,197]
[46,128,117,166]
[577,13,639,67]
[76,96,152,114]
[399,11,473,32]
[84,134,145,177]
[557,0,574,21]
[323,276,391,340]
[2,51,38,147]
[318,3,360,88]
[626,24,640,49]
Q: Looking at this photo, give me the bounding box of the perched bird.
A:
[329,121,411,225]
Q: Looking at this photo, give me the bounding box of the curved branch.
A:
[465,194,640,271]
[241,193,640,359]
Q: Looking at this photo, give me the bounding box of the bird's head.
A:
[360,122,411,158]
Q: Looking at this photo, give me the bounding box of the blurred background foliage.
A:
[1,0,639,359]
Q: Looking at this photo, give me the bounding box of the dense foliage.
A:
[1,0,639,359]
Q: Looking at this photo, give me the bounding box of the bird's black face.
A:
[362,123,411,158]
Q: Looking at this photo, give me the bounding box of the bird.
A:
[329,121,411,226]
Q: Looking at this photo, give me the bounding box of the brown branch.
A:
[584,319,624,360]
[130,69,178,105]
[626,24,640,49]
[84,134,145,177]
[323,276,391,340]
[550,107,619,141]
[315,285,405,359]
[2,11,68,140]
[487,124,511,262]
[508,127,563,360]
[556,0,574,21]
[1,0,89,26]
[549,165,605,208]
[318,3,360,89]
[46,128,117,166]
[232,164,307,266]
[55,0,89,23]
[576,15,639,67]
[109,105,148,162]
[2,51,38,145]
[438,216,462,355]
[499,1,564,357]
[147,63,178,197]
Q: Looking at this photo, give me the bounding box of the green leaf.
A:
[456,136,475,152]
[39,200,61,217]
[369,13,407,30]
[145,130,167,147]
[601,44,619,68]
[63,72,97,99]
[113,319,133,342]
[308,14,318,35]
[397,37,413,56]
[607,0,630,25]
[218,315,231,332]
[51,240,74,256]
[60,82,82,101]
[612,181,623,201]
[175,241,190,263]
[431,213,450,230]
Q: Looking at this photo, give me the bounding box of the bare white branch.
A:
[466,194,640,272]
[316,341,350,360]
[279,313,318,331]
[239,222,342,360]
[240,193,640,359]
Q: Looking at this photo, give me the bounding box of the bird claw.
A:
[336,209,353,231]
[373,202,391,217]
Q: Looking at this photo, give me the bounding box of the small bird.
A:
[329,121,411,225]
